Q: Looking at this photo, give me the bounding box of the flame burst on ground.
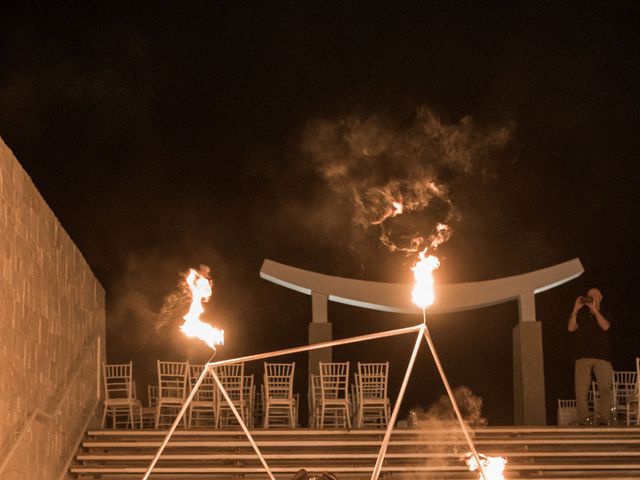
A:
[411,251,440,309]
[180,268,224,349]
[466,453,507,480]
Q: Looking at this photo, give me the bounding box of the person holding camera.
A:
[567,288,612,426]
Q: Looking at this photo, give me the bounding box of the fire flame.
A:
[180,268,224,349]
[411,250,440,308]
[466,453,507,480]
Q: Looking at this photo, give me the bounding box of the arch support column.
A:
[513,292,546,424]
[309,292,331,377]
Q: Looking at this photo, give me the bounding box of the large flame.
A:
[180,269,224,349]
[411,250,440,308]
[466,453,507,480]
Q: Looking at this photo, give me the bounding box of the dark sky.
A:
[1,2,639,425]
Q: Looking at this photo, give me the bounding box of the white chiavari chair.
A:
[214,363,245,428]
[188,364,217,428]
[318,361,351,429]
[156,360,189,429]
[263,362,296,428]
[611,370,636,425]
[356,362,389,428]
[141,384,158,428]
[308,374,321,428]
[557,399,578,426]
[627,358,640,426]
[243,374,255,427]
[102,362,142,429]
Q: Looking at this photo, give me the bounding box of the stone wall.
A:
[0,137,105,479]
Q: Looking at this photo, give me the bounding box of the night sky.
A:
[2,2,638,425]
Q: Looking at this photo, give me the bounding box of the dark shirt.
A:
[572,306,612,362]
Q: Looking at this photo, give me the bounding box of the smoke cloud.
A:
[402,386,488,477]
[408,385,487,428]
[302,107,511,255]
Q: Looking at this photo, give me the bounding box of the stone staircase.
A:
[70,426,640,479]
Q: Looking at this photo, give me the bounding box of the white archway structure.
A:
[260,257,584,425]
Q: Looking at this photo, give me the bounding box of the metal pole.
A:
[370,324,425,480]
[206,324,423,369]
[141,364,210,480]
[209,368,275,480]
[422,310,488,480]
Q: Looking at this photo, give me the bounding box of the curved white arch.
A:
[259,258,584,315]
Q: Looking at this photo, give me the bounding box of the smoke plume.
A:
[402,386,487,476]
[302,107,511,255]
[409,385,487,428]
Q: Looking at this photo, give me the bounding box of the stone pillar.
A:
[513,319,547,425]
[309,292,331,377]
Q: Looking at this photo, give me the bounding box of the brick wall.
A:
[0,137,105,479]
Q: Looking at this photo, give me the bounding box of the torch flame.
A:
[466,453,507,480]
[411,250,440,308]
[180,268,224,349]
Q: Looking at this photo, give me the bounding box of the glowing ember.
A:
[392,201,403,216]
[411,250,440,308]
[466,453,507,480]
[180,268,224,349]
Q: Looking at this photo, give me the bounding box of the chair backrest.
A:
[213,363,244,402]
[264,362,295,400]
[558,399,577,409]
[103,362,135,400]
[319,362,349,400]
[157,360,189,400]
[357,362,389,400]
[189,364,216,402]
[147,385,158,407]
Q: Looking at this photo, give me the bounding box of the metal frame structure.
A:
[142,322,489,480]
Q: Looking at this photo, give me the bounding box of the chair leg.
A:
[263,404,269,429]
[183,405,188,428]
[101,405,108,428]
[155,404,161,429]
[111,407,117,429]
[385,401,390,427]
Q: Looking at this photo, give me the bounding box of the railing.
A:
[57,396,101,480]
[0,335,102,477]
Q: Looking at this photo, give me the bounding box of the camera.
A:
[580,296,593,304]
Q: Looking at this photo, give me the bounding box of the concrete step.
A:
[70,426,640,479]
